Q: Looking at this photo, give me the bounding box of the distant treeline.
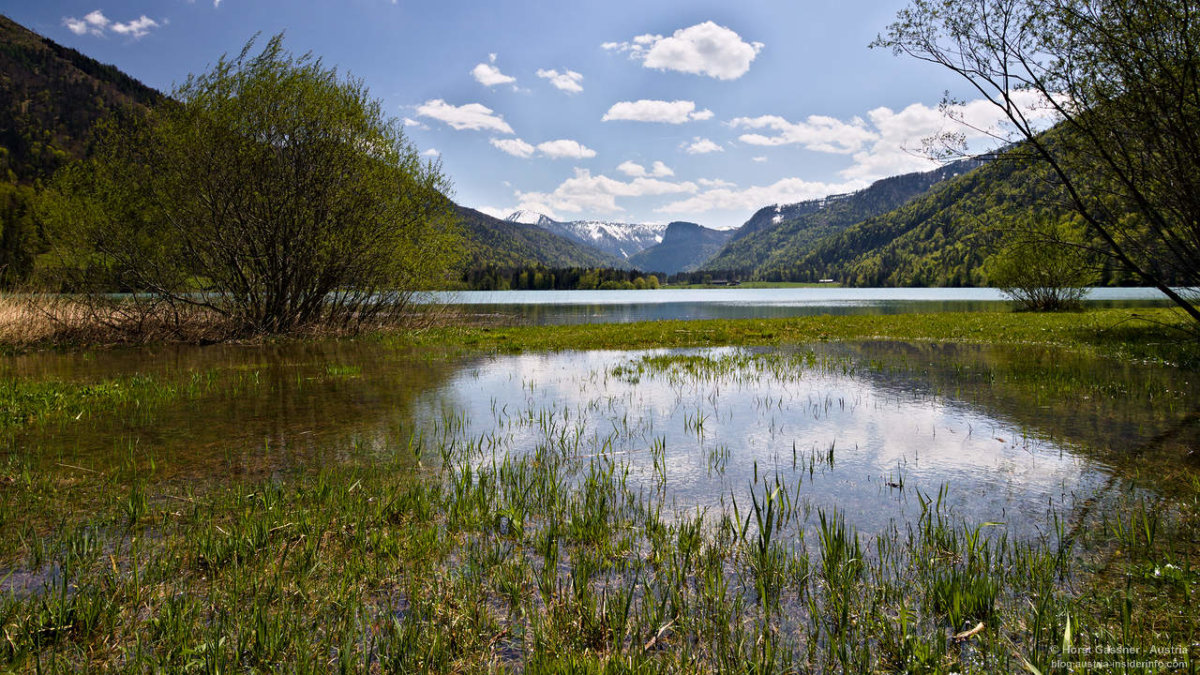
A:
[666,269,754,285]
[458,266,661,290]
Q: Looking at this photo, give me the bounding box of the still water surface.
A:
[7,337,1196,541]
[424,286,1175,324]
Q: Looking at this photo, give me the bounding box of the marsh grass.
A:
[0,338,1198,671]
[0,396,1196,672]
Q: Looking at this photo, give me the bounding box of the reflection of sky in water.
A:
[415,348,1108,539]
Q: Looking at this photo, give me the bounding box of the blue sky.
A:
[3,1,1030,228]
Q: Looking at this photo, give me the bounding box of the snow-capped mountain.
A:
[505,211,668,260]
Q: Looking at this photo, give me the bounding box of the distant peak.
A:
[505,210,556,226]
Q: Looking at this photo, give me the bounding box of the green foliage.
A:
[987,215,1099,311]
[41,34,459,334]
[457,265,658,290]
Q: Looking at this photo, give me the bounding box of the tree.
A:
[987,215,1098,310]
[876,0,1200,327]
[42,35,459,335]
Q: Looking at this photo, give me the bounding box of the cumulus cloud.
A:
[422,148,440,157]
[698,178,736,188]
[602,100,712,124]
[401,117,428,130]
[491,138,597,160]
[604,21,763,80]
[617,160,674,178]
[536,139,597,160]
[685,137,723,154]
[490,138,535,158]
[536,68,584,93]
[730,114,878,154]
[515,168,698,215]
[731,92,1060,183]
[416,99,514,134]
[472,59,517,87]
[64,10,160,38]
[752,156,767,162]
[656,176,867,215]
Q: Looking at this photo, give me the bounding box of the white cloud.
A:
[752,156,767,162]
[685,137,723,154]
[698,178,736,188]
[491,138,596,160]
[536,68,584,94]
[729,91,1061,183]
[402,117,428,130]
[844,92,1058,181]
[422,148,440,157]
[604,21,763,80]
[731,114,878,154]
[657,176,868,215]
[472,62,517,87]
[536,139,597,160]
[64,10,160,38]
[515,168,698,215]
[602,100,712,124]
[477,206,512,220]
[416,99,514,134]
[490,138,536,159]
[616,160,674,178]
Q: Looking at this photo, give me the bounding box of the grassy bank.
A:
[397,307,1197,366]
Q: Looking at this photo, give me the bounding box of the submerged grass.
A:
[0,416,1195,672]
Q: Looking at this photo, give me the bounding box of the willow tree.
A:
[44,35,459,335]
[876,0,1200,327]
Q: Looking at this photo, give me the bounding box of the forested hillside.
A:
[703,158,983,279]
[0,14,161,284]
[455,206,628,270]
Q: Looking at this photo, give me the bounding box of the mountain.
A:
[456,206,628,270]
[703,158,985,278]
[0,14,161,184]
[627,221,732,274]
[0,13,162,283]
[506,211,667,260]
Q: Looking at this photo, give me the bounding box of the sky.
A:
[2,0,1027,228]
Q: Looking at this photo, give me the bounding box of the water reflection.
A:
[7,339,1196,541]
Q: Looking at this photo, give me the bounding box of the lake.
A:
[423,286,1176,324]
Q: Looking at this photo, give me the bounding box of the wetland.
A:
[1,309,1198,672]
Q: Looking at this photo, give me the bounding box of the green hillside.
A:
[455,206,627,270]
[703,159,983,278]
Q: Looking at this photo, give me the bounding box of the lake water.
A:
[423,286,1176,324]
[7,337,1196,543]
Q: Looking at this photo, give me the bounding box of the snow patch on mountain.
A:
[504,211,667,259]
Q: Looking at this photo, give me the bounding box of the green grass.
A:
[0,307,1197,671]
[395,307,1197,366]
[0,408,1195,672]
